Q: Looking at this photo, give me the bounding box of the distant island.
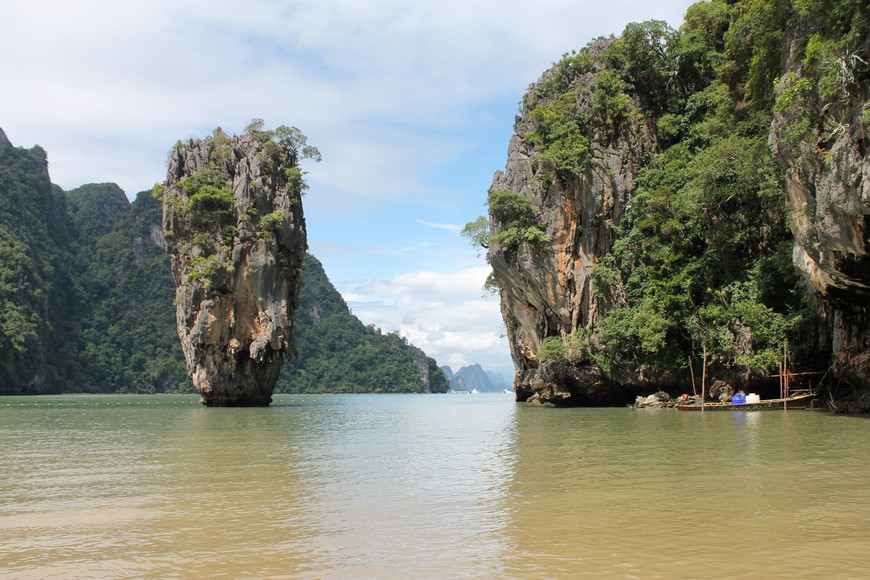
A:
[441,364,511,392]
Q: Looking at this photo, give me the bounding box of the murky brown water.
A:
[1,394,868,578]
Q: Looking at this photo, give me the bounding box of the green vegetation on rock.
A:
[0,129,448,394]
[0,135,81,391]
[583,0,833,378]
[487,189,551,252]
[68,187,188,393]
[461,188,551,260]
[0,130,443,395]
[0,137,188,394]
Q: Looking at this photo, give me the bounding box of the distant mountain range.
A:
[440,364,511,392]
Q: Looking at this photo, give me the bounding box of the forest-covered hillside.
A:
[0,131,445,394]
[0,129,84,391]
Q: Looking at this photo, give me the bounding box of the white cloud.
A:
[418,220,463,234]
[2,0,697,196]
[342,267,512,377]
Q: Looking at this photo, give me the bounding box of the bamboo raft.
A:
[680,342,822,411]
[675,392,815,411]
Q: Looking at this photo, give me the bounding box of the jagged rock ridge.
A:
[441,364,503,392]
[162,127,311,406]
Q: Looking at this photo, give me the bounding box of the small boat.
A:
[675,392,815,411]
[678,342,824,411]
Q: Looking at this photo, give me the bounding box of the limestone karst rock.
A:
[487,7,869,410]
[161,126,315,406]
[488,38,658,405]
[385,333,449,393]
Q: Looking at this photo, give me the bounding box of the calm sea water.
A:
[1,393,868,579]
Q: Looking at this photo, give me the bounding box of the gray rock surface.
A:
[162,128,307,406]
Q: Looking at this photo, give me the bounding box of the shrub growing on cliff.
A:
[209,134,233,166]
[460,216,491,251]
[257,210,288,242]
[537,336,568,365]
[188,185,234,217]
[283,166,308,197]
[186,254,223,285]
[525,92,593,184]
[463,190,551,260]
[246,119,321,168]
[487,189,551,253]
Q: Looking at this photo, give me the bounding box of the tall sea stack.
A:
[160,124,317,406]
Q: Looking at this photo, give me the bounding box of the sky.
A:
[2,0,698,380]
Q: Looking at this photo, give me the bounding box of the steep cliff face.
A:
[162,127,311,406]
[489,3,869,409]
[770,13,870,411]
[489,39,658,405]
[70,186,187,394]
[0,129,83,393]
[0,128,188,395]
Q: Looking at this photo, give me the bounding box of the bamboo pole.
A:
[783,342,789,410]
[688,356,697,397]
[776,360,785,398]
[701,346,707,412]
